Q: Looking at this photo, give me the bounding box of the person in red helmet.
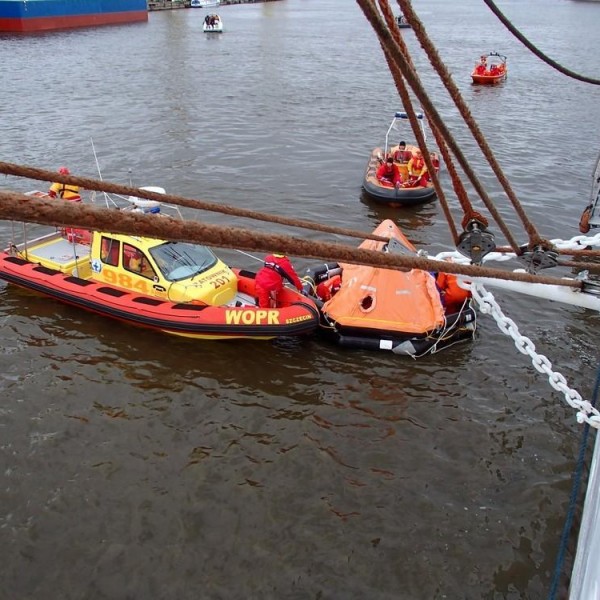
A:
[48,166,81,202]
[255,252,304,308]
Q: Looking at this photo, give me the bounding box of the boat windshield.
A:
[150,242,218,282]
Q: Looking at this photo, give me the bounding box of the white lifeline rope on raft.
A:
[470,282,600,429]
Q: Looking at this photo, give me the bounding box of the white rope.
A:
[469,282,600,429]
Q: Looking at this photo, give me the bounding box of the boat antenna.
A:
[90,137,103,181]
[90,137,117,208]
[236,249,264,263]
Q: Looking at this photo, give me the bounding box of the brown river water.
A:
[2,0,600,598]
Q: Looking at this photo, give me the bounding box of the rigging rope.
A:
[395,0,550,252]
[0,189,585,288]
[483,0,600,86]
[377,0,461,244]
[0,162,394,246]
[358,0,524,253]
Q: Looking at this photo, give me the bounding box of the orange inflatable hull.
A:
[0,254,319,340]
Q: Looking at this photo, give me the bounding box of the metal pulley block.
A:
[575,270,600,297]
[517,245,559,273]
[456,220,496,265]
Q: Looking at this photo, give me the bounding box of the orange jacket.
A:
[48,181,81,201]
[436,272,471,311]
[407,155,427,178]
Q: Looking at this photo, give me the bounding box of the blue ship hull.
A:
[0,0,148,32]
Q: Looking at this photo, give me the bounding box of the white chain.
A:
[551,231,600,251]
[470,282,600,429]
[432,240,600,426]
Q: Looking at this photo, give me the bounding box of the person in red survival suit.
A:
[376,156,403,188]
[436,271,472,314]
[475,55,488,76]
[255,253,304,308]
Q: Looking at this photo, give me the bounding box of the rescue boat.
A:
[203,14,223,32]
[302,220,477,356]
[396,14,411,28]
[0,190,319,341]
[471,51,508,85]
[362,111,440,207]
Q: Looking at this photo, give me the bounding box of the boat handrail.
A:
[384,111,427,155]
[394,111,424,120]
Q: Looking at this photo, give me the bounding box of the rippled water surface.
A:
[2,0,600,598]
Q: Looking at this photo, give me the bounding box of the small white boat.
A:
[396,14,410,28]
[203,13,223,32]
[195,0,220,7]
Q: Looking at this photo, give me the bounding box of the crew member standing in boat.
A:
[392,141,411,164]
[48,166,81,202]
[255,253,304,308]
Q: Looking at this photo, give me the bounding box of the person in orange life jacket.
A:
[436,271,471,313]
[255,253,304,308]
[405,149,428,187]
[48,166,81,202]
[392,141,411,164]
[475,55,487,76]
[376,156,403,188]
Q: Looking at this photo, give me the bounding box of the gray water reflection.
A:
[2,0,600,597]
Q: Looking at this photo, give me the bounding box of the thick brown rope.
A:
[0,191,583,289]
[380,0,484,237]
[396,0,549,251]
[356,0,523,253]
[484,0,600,86]
[0,162,394,245]
[377,0,460,244]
